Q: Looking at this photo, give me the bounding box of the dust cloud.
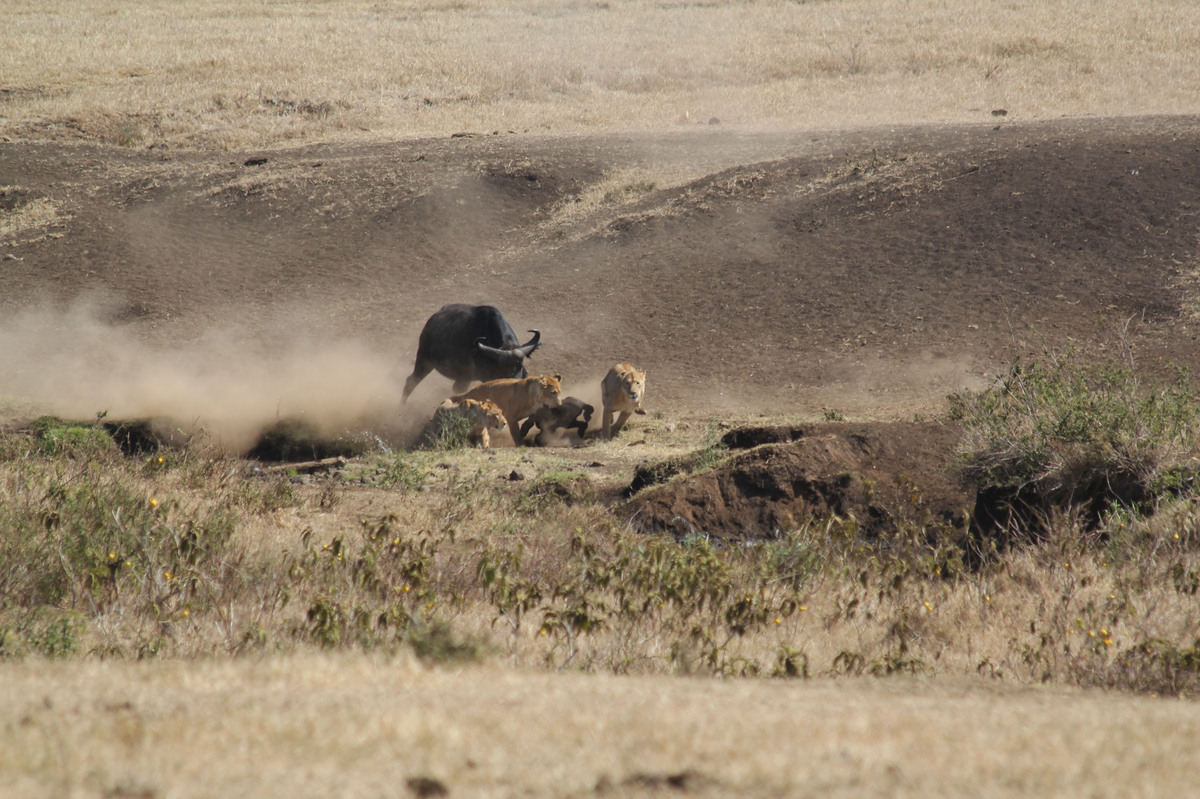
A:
[0,299,407,453]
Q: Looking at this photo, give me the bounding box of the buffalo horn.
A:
[475,338,523,362]
[516,329,542,358]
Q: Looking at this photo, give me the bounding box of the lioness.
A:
[519,396,594,446]
[450,374,562,446]
[601,363,647,439]
[425,398,508,449]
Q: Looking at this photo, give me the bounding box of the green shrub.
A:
[29,415,116,456]
[949,352,1200,511]
[421,408,475,450]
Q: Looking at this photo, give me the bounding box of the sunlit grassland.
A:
[5,655,1200,799]
[2,0,1198,149]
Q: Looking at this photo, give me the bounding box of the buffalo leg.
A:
[402,361,433,402]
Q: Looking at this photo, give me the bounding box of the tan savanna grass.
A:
[5,655,1200,799]
[2,0,1199,150]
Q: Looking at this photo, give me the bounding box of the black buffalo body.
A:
[403,304,542,401]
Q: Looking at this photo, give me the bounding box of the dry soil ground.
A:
[5,115,1200,432]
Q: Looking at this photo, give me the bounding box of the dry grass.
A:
[5,655,1200,799]
[0,192,67,245]
[2,0,1198,150]
[4,417,1200,691]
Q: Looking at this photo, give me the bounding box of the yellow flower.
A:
[402,585,410,593]
[984,594,991,603]
[923,601,933,612]
[182,608,189,617]
[798,605,808,612]
[164,571,173,581]
[156,456,164,465]
[148,498,158,508]
[108,551,116,561]
[539,629,548,637]
[1173,533,1181,540]
[1088,630,1096,638]
[774,617,782,625]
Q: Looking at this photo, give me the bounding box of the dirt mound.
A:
[620,422,971,542]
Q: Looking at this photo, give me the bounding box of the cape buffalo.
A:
[402,304,542,401]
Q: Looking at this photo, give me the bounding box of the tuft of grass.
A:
[0,192,67,244]
[514,468,595,513]
[694,422,731,472]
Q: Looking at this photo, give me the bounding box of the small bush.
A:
[29,415,116,457]
[419,407,475,451]
[949,351,1200,531]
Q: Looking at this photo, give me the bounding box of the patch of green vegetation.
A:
[29,414,115,456]
[949,351,1200,511]
[372,453,430,491]
[0,609,83,659]
[515,468,595,513]
[420,407,475,450]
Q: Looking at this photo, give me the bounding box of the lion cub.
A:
[427,398,508,449]
[519,396,594,446]
[601,363,647,439]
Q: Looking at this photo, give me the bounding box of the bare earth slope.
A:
[3,115,1200,434]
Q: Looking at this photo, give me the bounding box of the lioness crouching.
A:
[601,363,647,439]
[519,396,594,446]
[424,398,507,449]
[450,375,562,446]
